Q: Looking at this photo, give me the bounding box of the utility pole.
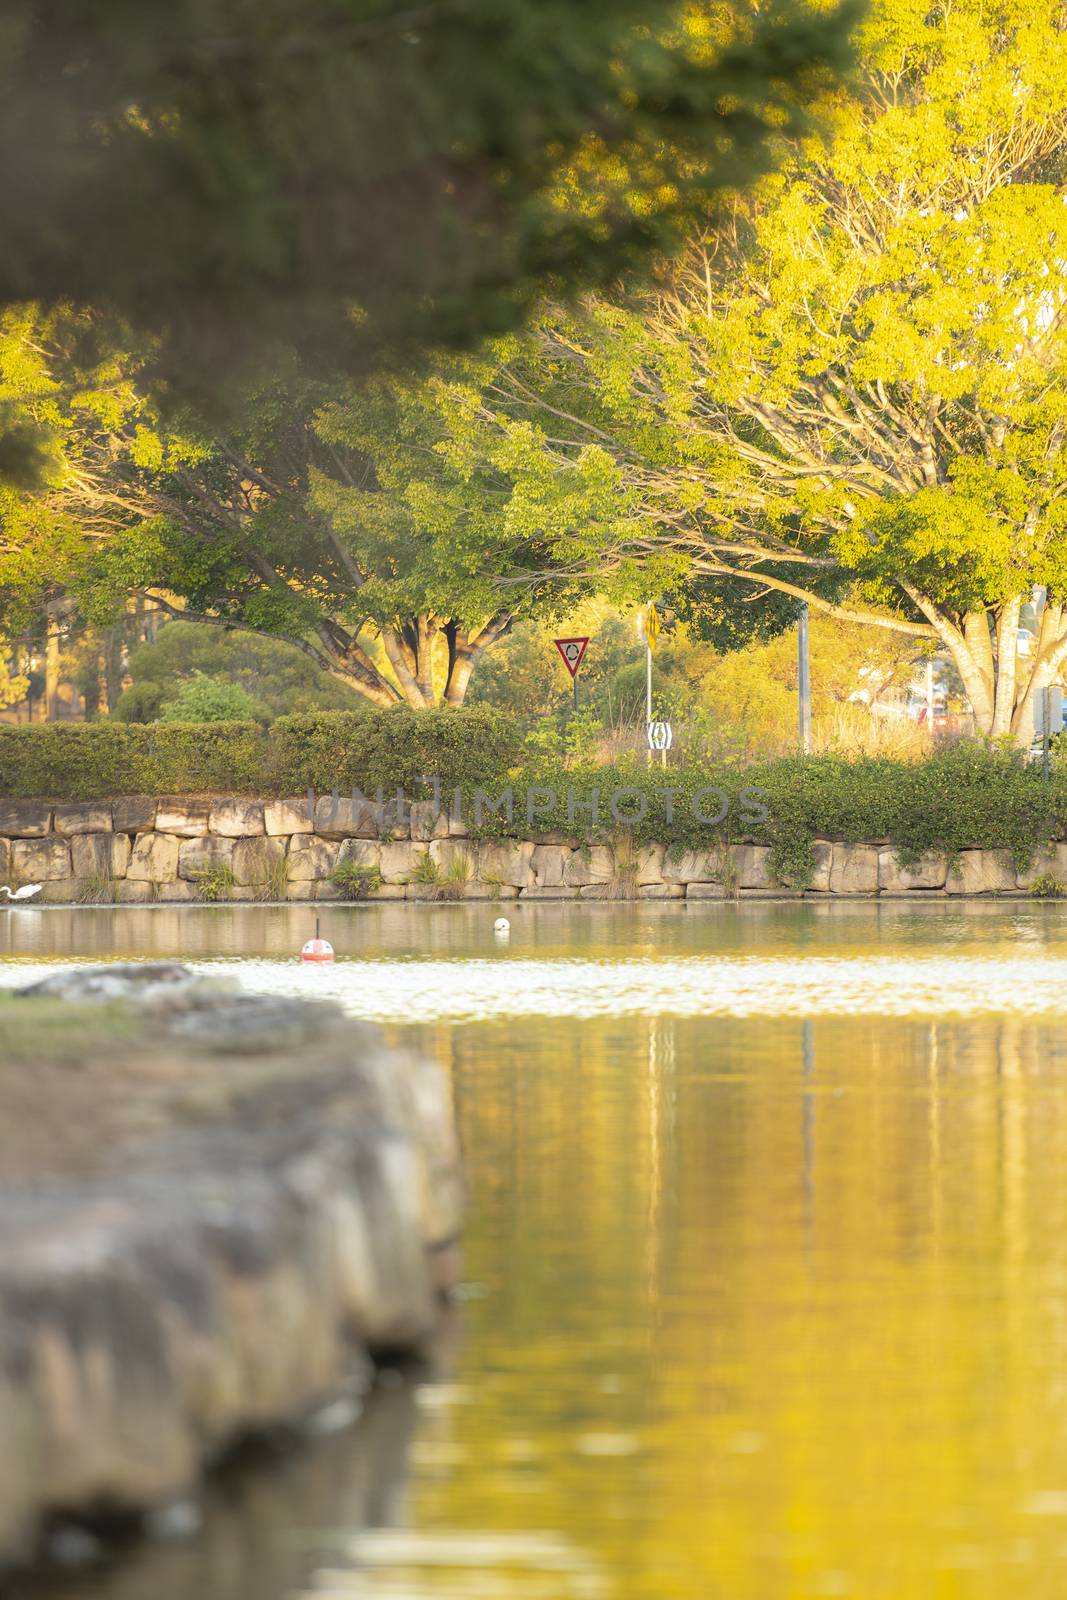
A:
[798,603,812,754]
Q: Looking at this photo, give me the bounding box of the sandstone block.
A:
[409,801,449,842]
[662,848,720,885]
[264,796,315,836]
[947,849,1018,895]
[531,843,572,887]
[519,886,579,899]
[829,844,880,896]
[0,801,51,837]
[732,844,775,889]
[231,836,286,888]
[313,793,381,839]
[155,879,201,902]
[808,840,833,893]
[127,832,181,883]
[337,839,384,873]
[114,880,154,903]
[686,882,727,899]
[112,796,157,834]
[476,840,535,889]
[155,800,210,837]
[638,883,686,899]
[1015,844,1067,890]
[178,836,236,881]
[71,833,131,880]
[12,837,71,881]
[53,802,113,835]
[284,880,317,900]
[563,845,614,888]
[38,879,81,903]
[209,799,265,837]
[379,842,428,884]
[878,850,948,892]
[428,839,475,875]
[286,836,341,881]
[635,844,665,886]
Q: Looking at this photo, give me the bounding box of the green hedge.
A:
[0,707,525,801]
[1,715,1063,882]
[0,721,266,800]
[462,742,1067,883]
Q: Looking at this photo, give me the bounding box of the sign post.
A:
[640,603,663,763]
[554,637,590,709]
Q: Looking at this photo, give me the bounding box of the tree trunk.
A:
[44,605,61,722]
[991,596,1022,737]
[103,625,125,713]
[443,616,512,706]
[379,624,433,708]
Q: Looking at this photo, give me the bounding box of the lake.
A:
[6,900,1067,1599]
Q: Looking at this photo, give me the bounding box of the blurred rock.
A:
[0,970,463,1574]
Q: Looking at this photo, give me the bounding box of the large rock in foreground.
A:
[0,967,463,1572]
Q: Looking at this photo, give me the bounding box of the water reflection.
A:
[9,907,1067,1598]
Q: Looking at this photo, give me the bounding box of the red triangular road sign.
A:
[554,637,589,679]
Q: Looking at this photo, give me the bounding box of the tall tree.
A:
[60,362,587,708]
[430,0,1067,743]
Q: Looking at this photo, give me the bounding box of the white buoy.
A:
[494,917,511,937]
[301,916,335,963]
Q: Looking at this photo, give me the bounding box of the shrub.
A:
[191,864,235,902]
[158,673,264,724]
[328,860,382,900]
[113,680,167,723]
[0,721,266,799]
[115,621,361,721]
[269,705,525,797]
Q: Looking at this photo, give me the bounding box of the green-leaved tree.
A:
[430,0,1067,743]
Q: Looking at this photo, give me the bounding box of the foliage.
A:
[1029,872,1067,899]
[0,721,266,799]
[424,0,1067,744]
[157,673,264,724]
[0,0,850,419]
[411,853,471,901]
[20,349,579,708]
[328,860,382,900]
[0,706,523,799]
[114,622,361,722]
[74,872,117,905]
[471,605,927,758]
[191,864,235,902]
[268,706,525,797]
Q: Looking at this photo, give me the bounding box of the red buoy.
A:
[300,917,335,963]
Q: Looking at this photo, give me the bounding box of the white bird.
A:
[0,883,42,902]
[493,916,511,937]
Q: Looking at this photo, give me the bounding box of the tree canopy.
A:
[426,0,1067,741]
[0,0,849,403]
[0,339,590,708]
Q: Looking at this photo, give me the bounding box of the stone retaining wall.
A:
[0,796,1061,901]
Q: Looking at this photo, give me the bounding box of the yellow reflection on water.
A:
[387,1011,1067,1599]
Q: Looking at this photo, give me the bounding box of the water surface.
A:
[7,902,1067,1599]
